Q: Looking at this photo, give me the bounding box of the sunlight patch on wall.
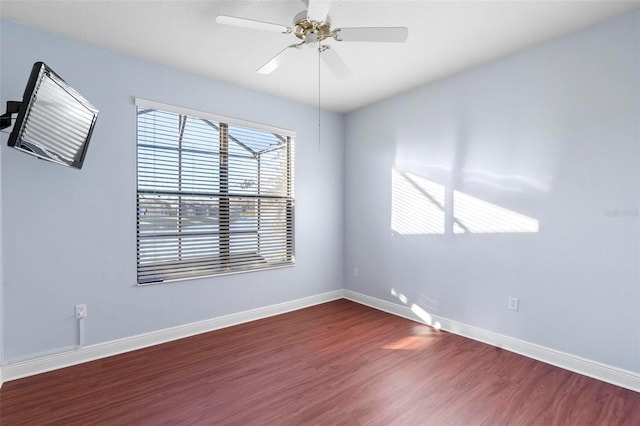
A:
[391,168,539,235]
[453,191,539,234]
[391,287,441,330]
[410,304,440,330]
[391,169,445,235]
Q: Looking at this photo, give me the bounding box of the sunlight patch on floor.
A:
[382,335,435,350]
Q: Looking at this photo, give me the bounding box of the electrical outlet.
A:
[508,297,519,311]
[75,304,87,319]
[353,267,359,277]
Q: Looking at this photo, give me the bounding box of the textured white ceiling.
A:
[1,1,639,112]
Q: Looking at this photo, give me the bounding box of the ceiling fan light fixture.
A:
[305,31,319,47]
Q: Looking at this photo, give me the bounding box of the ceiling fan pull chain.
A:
[318,42,321,152]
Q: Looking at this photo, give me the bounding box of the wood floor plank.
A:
[1,299,638,425]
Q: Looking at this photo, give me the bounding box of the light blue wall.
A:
[2,10,639,375]
[344,11,639,373]
[0,19,344,362]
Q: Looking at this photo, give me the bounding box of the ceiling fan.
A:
[215,0,408,79]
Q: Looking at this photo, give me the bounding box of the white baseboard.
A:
[2,289,638,394]
[344,289,640,393]
[1,289,344,385]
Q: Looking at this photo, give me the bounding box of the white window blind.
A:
[136,101,295,284]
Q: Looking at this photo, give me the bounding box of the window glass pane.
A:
[138,109,180,149]
[180,117,220,194]
[259,146,288,197]
[228,124,283,153]
[228,155,258,195]
[138,194,179,236]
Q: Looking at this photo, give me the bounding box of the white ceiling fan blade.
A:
[306,0,331,23]
[321,46,353,80]
[216,15,291,34]
[334,27,409,43]
[257,45,298,75]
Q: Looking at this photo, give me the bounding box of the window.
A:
[136,99,295,284]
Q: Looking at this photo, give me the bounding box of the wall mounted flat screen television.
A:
[1,62,99,169]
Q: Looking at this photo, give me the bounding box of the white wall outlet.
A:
[353,267,359,277]
[508,297,519,311]
[75,304,87,319]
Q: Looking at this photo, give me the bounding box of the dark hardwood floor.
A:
[1,299,638,425]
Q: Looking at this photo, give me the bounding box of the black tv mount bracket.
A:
[0,101,22,130]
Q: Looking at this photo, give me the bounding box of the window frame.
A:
[135,98,295,285]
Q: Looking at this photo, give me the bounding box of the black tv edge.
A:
[0,61,99,169]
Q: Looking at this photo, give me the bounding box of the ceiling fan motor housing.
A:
[293,10,333,42]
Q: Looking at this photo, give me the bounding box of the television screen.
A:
[6,62,99,169]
